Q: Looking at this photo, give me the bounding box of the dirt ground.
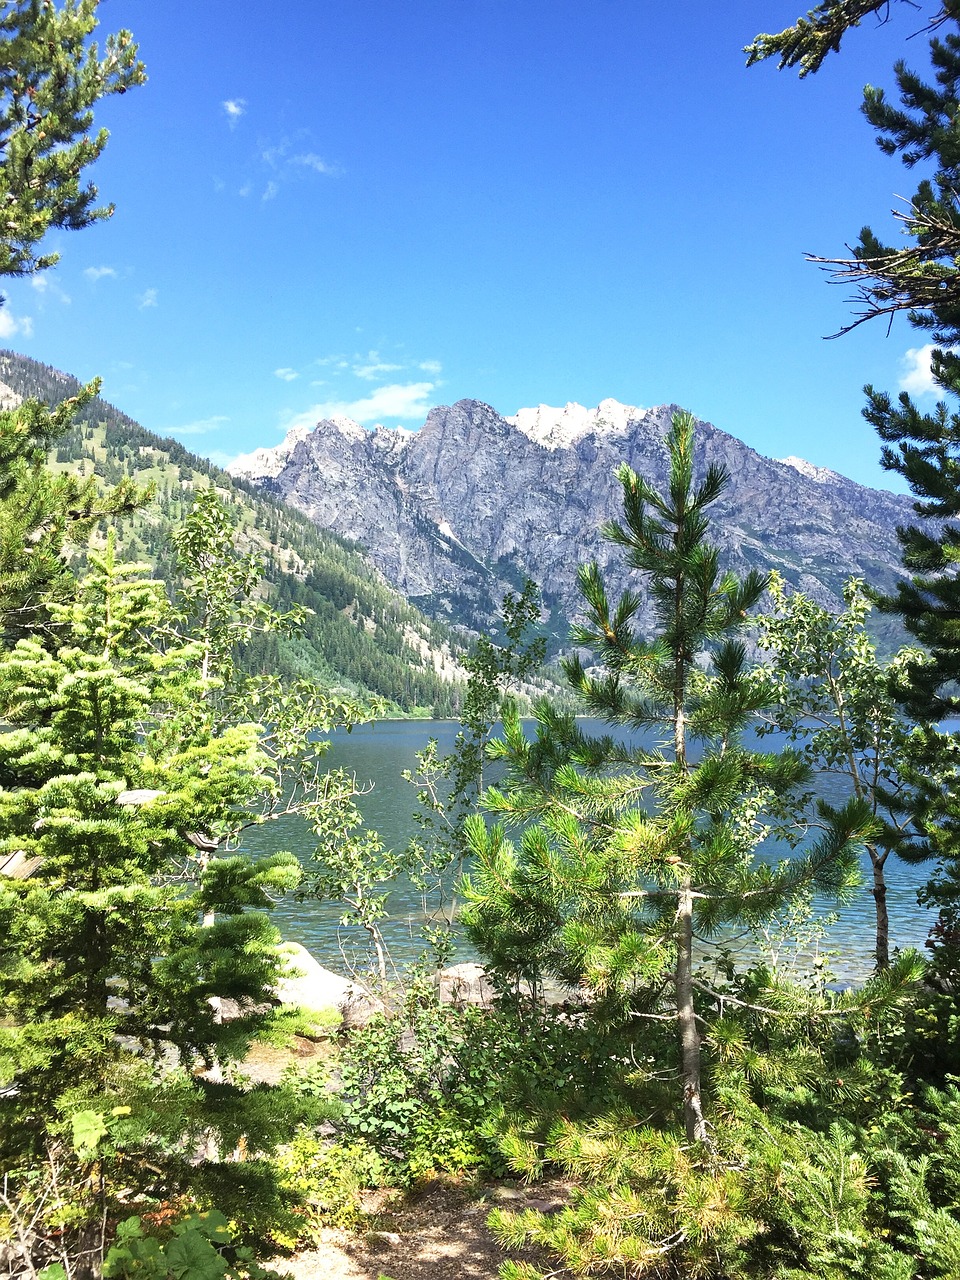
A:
[271,1179,568,1280]
[244,1038,566,1279]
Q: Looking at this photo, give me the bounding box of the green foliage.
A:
[103,1210,280,1280]
[745,1,937,78]
[757,574,929,968]
[0,379,145,641]
[0,538,323,1269]
[272,1128,385,1236]
[462,412,874,1148]
[335,989,507,1181]
[0,0,145,279]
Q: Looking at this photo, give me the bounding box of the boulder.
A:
[434,962,495,1008]
[273,942,385,1032]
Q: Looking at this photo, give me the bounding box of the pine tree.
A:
[0,381,143,641]
[748,2,953,76]
[461,412,871,1145]
[0,2,145,642]
[764,14,960,941]
[0,0,145,280]
[0,538,304,1237]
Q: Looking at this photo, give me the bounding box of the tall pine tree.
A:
[0,0,145,280]
[461,411,871,1145]
[0,537,307,1260]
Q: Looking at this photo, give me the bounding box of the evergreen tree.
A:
[0,381,142,641]
[746,1,951,77]
[461,412,871,1145]
[0,2,145,642]
[0,539,304,1252]
[0,0,145,280]
[755,11,960,976]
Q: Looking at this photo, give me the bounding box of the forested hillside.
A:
[0,349,467,714]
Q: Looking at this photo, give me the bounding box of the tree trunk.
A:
[676,881,709,1145]
[871,848,890,970]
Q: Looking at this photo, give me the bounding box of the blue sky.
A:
[0,1,943,489]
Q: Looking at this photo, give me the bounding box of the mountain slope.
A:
[232,397,916,649]
[0,350,465,714]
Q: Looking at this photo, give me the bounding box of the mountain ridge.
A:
[230,397,916,648]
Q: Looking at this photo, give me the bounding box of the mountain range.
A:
[230,397,916,649]
[0,350,466,715]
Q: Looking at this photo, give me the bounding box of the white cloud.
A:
[223,98,246,126]
[0,306,32,338]
[286,381,435,429]
[274,367,299,381]
[293,152,337,176]
[246,138,340,201]
[165,414,229,437]
[899,344,942,397]
[84,265,117,282]
[418,359,442,375]
[30,275,70,304]
[353,352,402,380]
[138,288,158,309]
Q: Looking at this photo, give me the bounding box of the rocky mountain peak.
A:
[235,395,917,646]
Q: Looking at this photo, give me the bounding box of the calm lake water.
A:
[245,719,937,984]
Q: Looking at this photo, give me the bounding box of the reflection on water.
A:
[243,718,935,984]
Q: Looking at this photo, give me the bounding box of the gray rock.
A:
[434,961,495,1008]
[273,942,384,1032]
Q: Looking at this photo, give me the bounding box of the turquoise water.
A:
[245,719,936,983]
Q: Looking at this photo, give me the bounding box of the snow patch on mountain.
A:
[0,380,21,411]
[229,415,367,478]
[507,398,646,450]
[778,455,842,485]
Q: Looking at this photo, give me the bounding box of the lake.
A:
[244,718,937,984]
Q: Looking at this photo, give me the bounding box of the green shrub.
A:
[102,1209,280,1280]
[272,1129,386,1239]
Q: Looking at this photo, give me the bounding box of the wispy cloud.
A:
[84,265,117,283]
[165,414,229,437]
[899,344,941,397]
[354,351,403,380]
[314,350,443,384]
[0,306,32,339]
[286,381,436,429]
[223,98,246,127]
[292,152,338,175]
[274,367,299,381]
[249,135,340,201]
[138,288,158,310]
[30,275,70,304]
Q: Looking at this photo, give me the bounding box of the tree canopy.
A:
[0,0,145,280]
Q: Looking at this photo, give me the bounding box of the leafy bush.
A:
[271,1129,386,1238]
[102,1209,280,1280]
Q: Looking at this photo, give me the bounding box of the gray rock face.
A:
[231,399,917,638]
